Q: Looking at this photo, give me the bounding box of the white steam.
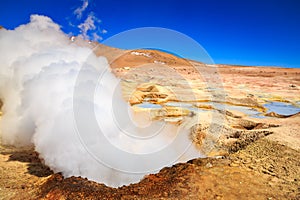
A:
[72,0,104,41]
[0,15,201,187]
[74,0,89,19]
[78,13,101,40]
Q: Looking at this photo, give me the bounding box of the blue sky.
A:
[0,0,300,68]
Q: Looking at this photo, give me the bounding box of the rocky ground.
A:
[0,45,300,199]
[0,138,299,199]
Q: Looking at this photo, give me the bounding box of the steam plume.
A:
[0,15,200,187]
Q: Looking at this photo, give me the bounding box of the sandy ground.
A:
[0,46,300,199]
[0,137,299,199]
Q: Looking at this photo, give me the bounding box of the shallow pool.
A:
[134,101,300,118]
[264,102,300,116]
[164,102,207,113]
[134,103,163,109]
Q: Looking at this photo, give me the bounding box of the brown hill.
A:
[107,49,192,68]
[72,38,191,68]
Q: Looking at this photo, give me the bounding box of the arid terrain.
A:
[0,43,300,199]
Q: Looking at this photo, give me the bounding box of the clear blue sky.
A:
[1,0,300,68]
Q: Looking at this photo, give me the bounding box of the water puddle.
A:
[264,102,300,116]
[134,103,163,109]
[164,101,263,118]
[190,102,263,118]
[214,103,263,118]
[134,101,300,119]
[164,102,207,113]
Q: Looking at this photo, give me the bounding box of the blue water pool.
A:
[134,103,163,109]
[264,102,300,116]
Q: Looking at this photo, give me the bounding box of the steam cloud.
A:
[74,0,89,19]
[0,15,201,187]
[78,13,101,40]
[72,0,104,41]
